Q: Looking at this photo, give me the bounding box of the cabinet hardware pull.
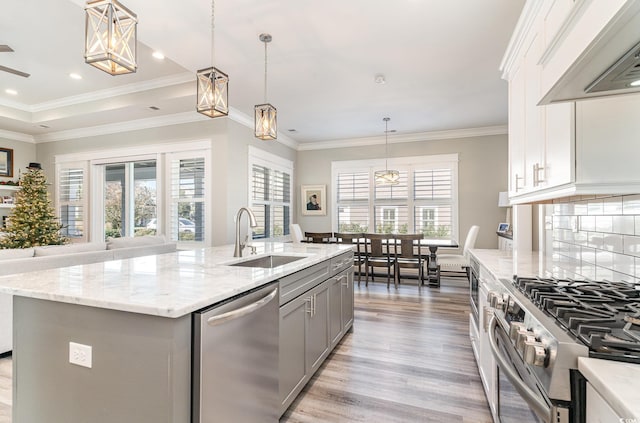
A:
[515,173,524,192]
[207,287,278,326]
[533,163,545,187]
[306,297,313,315]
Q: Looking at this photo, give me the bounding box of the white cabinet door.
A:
[586,382,622,423]
[576,94,640,185]
[524,33,544,191]
[509,62,526,195]
[543,102,574,188]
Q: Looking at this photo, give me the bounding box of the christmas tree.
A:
[0,164,68,248]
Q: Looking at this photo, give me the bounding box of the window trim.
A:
[248,146,294,242]
[331,154,459,240]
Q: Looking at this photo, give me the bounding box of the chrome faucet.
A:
[234,207,258,257]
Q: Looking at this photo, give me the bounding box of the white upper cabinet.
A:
[502,0,640,204]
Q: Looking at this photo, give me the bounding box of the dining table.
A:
[417,238,459,287]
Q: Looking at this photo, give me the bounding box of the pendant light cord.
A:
[211,0,215,65]
[264,40,268,103]
[384,117,390,171]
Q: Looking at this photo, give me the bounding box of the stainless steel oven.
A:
[489,316,554,422]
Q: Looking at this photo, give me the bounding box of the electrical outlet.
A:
[69,342,92,368]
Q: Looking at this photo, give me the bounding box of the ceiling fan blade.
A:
[0,65,30,78]
[0,45,14,53]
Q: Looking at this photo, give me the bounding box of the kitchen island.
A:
[0,242,353,423]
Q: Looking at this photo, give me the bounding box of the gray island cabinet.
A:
[0,242,354,423]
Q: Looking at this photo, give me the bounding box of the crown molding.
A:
[0,129,35,143]
[34,111,208,143]
[297,125,508,151]
[499,0,543,80]
[30,73,195,112]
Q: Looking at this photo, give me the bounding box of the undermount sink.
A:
[229,255,305,269]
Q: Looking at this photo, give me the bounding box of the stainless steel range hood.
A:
[539,1,640,104]
[585,39,640,93]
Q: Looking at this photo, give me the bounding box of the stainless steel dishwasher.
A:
[192,282,279,422]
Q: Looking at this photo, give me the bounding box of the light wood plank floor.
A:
[280,277,492,423]
[0,277,491,423]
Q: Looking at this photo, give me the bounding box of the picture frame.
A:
[497,222,510,233]
[301,184,326,216]
[0,148,13,178]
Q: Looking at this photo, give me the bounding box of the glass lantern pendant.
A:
[84,0,137,75]
[197,67,229,117]
[375,117,399,186]
[254,33,277,140]
[196,0,229,118]
[255,103,277,140]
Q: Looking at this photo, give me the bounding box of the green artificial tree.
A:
[0,164,68,248]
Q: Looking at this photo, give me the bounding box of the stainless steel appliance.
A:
[192,282,279,423]
[486,276,640,423]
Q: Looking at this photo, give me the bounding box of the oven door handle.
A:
[488,315,553,423]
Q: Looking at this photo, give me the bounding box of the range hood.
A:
[539,0,640,104]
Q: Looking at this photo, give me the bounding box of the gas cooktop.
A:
[513,276,640,363]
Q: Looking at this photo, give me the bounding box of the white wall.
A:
[0,137,37,183]
[295,134,509,251]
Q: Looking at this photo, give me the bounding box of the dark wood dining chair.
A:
[334,232,365,285]
[393,233,425,286]
[363,233,396,288]
[304,232,333,243]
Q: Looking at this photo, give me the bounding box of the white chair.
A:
[437,225,479,280]
[290,224,304,243]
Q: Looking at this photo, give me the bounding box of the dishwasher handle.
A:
[207,287,278,327]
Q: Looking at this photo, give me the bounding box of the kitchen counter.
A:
[578,357,640,420]
[469,248,583,281]
[0,242,351,318]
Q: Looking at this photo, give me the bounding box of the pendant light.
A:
[196,0,229,118]
[84,0,138,75]
[374,117,400,185]
[254,33,277,140]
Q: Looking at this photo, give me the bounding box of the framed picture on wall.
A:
[497,222,510,233]
[0,148,13,177]
[301,185,326,216]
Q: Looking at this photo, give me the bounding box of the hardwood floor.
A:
[280,278,492,423]
[0,277,491,423]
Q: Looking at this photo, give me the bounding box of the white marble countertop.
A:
[468,248,583,281]
[0,242,352,318]
[579,357,640,419]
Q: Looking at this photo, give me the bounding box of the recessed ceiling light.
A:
[152,51,165,60]
[69,73,82,80]
[5,89,17,95]
[630,79,640,87]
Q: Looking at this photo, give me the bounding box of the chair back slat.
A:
[395,233,423,259]
[334,232,363,253]
[364,233,392,257]
[304,232,333,243]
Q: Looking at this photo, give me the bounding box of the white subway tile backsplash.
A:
[595,266,614,281]
[580,216,596,231]
[595,250,614,268]
[595,216,613,232]
[613,253,635,276]
[602,234,624,253]
[613,216,635,235]
[588,200,604,215]
[603,197,623,214]
[581,246,596,265]
[623,235,640,257]
[587,232,604,249]
[550,195,640,281]
[623,194,640,215]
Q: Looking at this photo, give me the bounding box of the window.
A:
[55,140,210,245]
[169,156,206,242]
[57,163,87,240]
[249,147,293,241]
[333,154,458,238]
